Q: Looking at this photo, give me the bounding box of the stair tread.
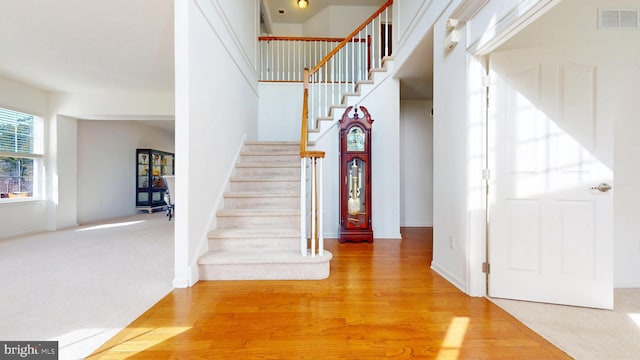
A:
[224,191,299,198]
[241,150,298,155]
[230,176,299,182]
[199,250,332,265]
[217,208,299,216]
[244,141,298,145]
[236,163,299,168]
[209,228,299,238]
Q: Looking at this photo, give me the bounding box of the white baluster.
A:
[311,157,317,257]
[318,157,324,257]
[385,9,389,57]
[300,157,306,256]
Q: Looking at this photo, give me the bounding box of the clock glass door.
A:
[347,158,367,228]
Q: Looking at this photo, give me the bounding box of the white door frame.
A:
[464,0,564,298]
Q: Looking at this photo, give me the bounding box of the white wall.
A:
[77,121,174,224]
[174,0,260,287]
[431,1,472,291]
[0,76,50,239]
[51,115,78,230]
[258,82,303,141]
[400,100,433,227]
[270,23,303,36]
[49,92,174,120]
[392,0,451,74]
[428,0,490,296]
[303,6,381,37]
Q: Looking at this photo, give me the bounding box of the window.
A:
[0,108,43,200]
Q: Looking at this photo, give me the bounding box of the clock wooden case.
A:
[339,106,373,243]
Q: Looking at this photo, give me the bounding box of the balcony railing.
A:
[258,36,343,82]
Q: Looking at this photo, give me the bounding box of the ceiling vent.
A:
[598,8,639,29]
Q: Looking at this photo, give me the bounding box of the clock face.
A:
[346,127,365,152]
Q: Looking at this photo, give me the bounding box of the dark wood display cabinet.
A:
[136,149,174,213]
[338,106,373,243]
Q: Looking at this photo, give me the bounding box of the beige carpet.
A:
[0,212,174,360]
[490,289,640,359]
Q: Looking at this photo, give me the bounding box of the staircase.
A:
[308,57,394,143]
[198,141,332,280]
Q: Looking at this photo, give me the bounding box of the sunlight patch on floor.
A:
[436,317,470,360]
[88,326,191,358]
[53,328,121,360]
[629,313,640,329]
[76,220,145,232]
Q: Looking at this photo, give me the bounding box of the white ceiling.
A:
[0,0,174,94]
[0,0,431,104]
[263,0,387,24]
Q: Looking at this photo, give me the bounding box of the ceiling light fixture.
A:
[298,0,308,9]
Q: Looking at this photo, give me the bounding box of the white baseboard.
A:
[323,232,402,239]
[615,281,640,288]
[431,260,467,294]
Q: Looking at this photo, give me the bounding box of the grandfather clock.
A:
[339,106,373,243]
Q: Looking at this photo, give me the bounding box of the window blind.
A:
[0,108,34,153]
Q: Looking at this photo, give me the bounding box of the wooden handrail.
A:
[300,68,310,157]
[259,36,345,42]
[259,36,371,43]
[308,0,393,76]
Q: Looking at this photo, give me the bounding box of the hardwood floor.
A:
[89,228,570,359]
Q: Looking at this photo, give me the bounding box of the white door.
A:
[488,47,614,309]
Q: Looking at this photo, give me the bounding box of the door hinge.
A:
[482,169,491,180]
[482,262,490,274]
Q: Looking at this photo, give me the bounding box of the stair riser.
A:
[239,155,299,164]
[199,261,330,280]
[224,196,299,209]
[234,167,300,177]
[217,215,299,229]
[208,237,299,252]
[244,144,299,152]
[230,181,299,192]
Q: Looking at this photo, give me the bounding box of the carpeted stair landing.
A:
[198,141,332,280]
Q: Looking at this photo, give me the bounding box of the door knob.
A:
[590,183,612,193]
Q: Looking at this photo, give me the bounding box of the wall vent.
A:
[598,8,640,29]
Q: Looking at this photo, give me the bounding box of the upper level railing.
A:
[258,36,342,82]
